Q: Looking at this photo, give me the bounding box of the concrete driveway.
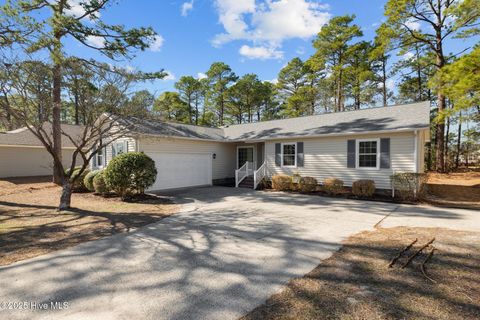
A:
[0,187,478,320]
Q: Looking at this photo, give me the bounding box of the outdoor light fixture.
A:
[213,153,216,159]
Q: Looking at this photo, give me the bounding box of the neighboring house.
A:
[93,101,430,191]
[0,124,85,178]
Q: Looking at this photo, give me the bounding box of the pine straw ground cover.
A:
[242,227,480,320]
[0,184,179,266]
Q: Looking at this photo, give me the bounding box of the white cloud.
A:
[386,79,395,91]
[401,51,415,60]
[181,0,194,16]
[197,72,208,79]
[64,0,100,20]
[149,35,164,52]
[212,0,330,60]
[85,35,105,48]
[405,19,421,31]
[239,45,283,60]
[162,71,176,81]
[378,79,395,90]
[267,78,278,84]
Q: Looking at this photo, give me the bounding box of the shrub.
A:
[323,178,344,195]
[390,172,426,201]
[352,179,376,197]
[93,171,109,194]
[67,167,90,192]
[104,152,157,199]
[271,175,292,191]
[299,176,318,193]
[84,170,100,192]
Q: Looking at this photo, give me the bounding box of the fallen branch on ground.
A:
[402,238,435,269]
[421,247,437,283]
[388,238,418,268]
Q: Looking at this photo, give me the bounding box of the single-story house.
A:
[0,124,85,178]
[93,101,430,191]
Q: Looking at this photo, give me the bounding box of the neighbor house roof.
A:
[116,117,225,141]
[122,101,431,142]
[0,123,85,148]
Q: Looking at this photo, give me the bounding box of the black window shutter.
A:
[275,143,281,166]
[347,139,356,168]
[297,142,304,167]
[380,138,391,169]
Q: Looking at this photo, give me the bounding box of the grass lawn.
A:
[242,227,480,320]
[0,178,178,266]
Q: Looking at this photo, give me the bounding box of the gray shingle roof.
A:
[117,117,225,140]
[122,101,430,141]
[0,123,85,147]
[222,101,431,140]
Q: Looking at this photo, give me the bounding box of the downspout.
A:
[414,130,419,198]
[414,130,418,173]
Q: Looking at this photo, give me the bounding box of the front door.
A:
[237,147,254,169]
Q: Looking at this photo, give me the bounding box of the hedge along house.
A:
[92,101,430,192]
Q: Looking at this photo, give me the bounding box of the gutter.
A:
[0,144,79,150]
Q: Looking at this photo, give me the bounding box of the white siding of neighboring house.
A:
[0,146,84,178]
[264,131,426,190]
[137,136,236,181]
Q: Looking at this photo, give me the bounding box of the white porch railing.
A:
[253,162,266,189]
[235,162,248,187]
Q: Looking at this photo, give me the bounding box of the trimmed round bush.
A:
[352,179,376,197]
[104,152,157,199]
[323,178,344,195]
[299,176,318,193]
[68,167,90,192]
[271,174,292,191]
[84,170,100,192]
[93,170,109,194]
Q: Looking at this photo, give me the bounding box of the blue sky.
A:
[50,0,479,95]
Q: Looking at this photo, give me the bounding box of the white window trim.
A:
[356,138,380,170]
[96,148,104,168]
[281,142,297,168]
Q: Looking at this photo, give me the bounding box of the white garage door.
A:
[147,152,212,191]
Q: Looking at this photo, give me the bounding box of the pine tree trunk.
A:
[415,44,423,101]
[434,27,446,172]
[59,181,72,210]
[52,62,63,184]
[435,94,446,172]
[382,56,387,107]
[188,96,192,124]
[444,115,450,172]
[455,112,462,168]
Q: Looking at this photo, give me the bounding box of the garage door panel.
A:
[147,153,212,191]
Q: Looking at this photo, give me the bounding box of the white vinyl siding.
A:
[265,132,418,189]
[138,136,236,180]
[0,147,84,178]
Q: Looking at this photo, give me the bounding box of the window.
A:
[96,148,104,168]
[357,139,379,169]
[282,143,296,167]
[112,141,126,158]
